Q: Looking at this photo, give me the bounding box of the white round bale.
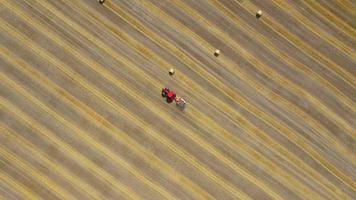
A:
[256,10,262,18]
[169,68,175,75]
[214,49,221,56]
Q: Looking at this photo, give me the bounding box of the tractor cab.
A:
[162,87,176,103]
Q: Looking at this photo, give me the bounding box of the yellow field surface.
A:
[0,0,355,199]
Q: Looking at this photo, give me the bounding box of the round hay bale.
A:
[214,49,221,57]
[256,10,262,18]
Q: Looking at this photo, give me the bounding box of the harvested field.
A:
[0,0,355,199]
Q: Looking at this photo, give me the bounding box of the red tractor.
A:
[162,87,176,103]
